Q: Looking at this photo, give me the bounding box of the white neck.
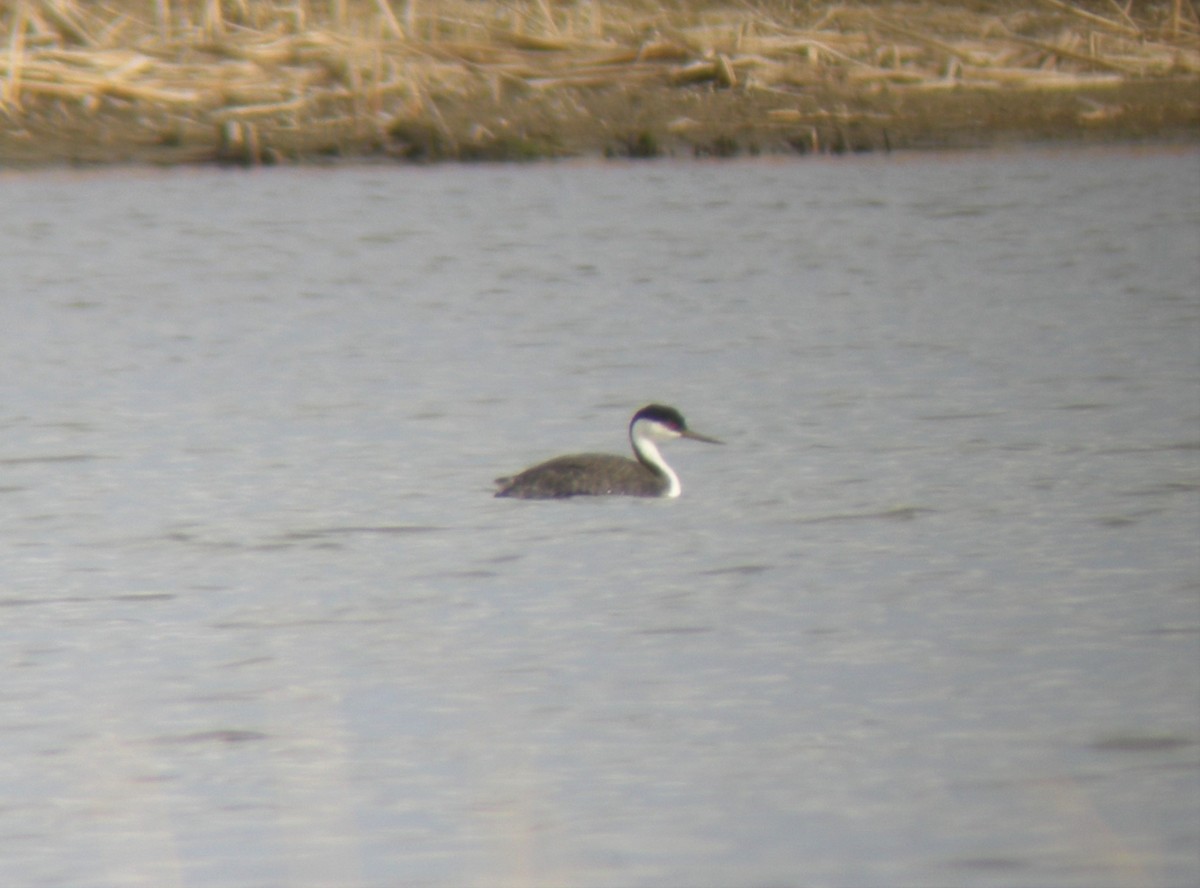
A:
[631,425,682,497]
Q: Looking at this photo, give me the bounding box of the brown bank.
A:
[1,0,1197,167]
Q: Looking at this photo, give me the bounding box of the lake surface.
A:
[1,148,1198,888]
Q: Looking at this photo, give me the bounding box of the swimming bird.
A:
[494,404,721,499]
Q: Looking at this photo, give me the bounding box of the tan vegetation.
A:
[0,1,1197,164]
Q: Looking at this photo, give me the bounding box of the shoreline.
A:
[1,2,1197,167]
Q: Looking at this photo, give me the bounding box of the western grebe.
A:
[494,404,721,499]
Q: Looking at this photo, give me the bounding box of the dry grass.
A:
[1,0,1198,161]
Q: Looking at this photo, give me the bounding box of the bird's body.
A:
[494,404,720,500]
[496,452,669,499]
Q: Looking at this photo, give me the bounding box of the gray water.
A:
[1,148,1198,888]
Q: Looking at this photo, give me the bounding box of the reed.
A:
[1,0,1197,161]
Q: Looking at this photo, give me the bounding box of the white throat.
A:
[631,423,682,497]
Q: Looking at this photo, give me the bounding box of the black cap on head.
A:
[632,404,687,431]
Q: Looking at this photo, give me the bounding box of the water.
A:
[1,148,1198,887]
